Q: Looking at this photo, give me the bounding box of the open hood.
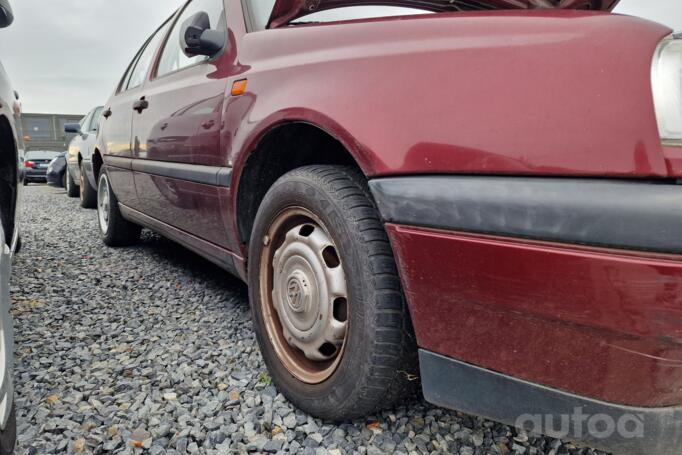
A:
[268,0,620,28]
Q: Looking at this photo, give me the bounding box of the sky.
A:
[0,0,679,115]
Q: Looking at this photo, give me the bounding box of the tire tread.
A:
[252,165,418,420]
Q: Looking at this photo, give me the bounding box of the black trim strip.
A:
[105,156,132,170]
[369,176,682,253]
[217,168,232,187]
[104,156,232,187]
[420,349,682,455]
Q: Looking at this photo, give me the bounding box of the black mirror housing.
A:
[180,11,225,58]
[0,0,13,28]
[64,123,81,134]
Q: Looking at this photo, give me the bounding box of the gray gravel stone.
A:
[12,187,613,455]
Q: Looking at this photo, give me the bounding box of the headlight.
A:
[652,34,682,145]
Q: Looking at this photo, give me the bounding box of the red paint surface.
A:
[98,2,681,407]
[387,224,682,407]
[229,11,671,182]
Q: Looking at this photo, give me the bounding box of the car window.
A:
[126,21,171,90]
[118,50,143,93]
[247,0,276,31]
[79,111,92,130]
[156,0,226,78]
[292,6,432,24]
[87,107,104,132]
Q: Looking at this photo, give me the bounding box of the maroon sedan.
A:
[94,1,681,453]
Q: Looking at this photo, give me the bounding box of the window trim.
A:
[116,15,176,95]
[241,0,258,33]
[87,107,104,133]
[79,111,93,130]
[116,44,145,95]
[152,0,228,81]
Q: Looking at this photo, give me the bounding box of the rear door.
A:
[131,0,232,248]
[99,20,171,208]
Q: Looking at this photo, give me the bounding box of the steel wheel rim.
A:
[79,168,84,200]
[260,207,349,384]
[97,174,110,234]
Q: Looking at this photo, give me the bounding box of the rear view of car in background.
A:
[0,0,20,453]
[20,150,61,186]
[46,152,67,188]
[64,106,103,206]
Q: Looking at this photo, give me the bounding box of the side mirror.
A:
[180,11,225,58]
[64,123,81,134]
[0,0,13,28]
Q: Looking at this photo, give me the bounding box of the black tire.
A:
[97,168,141,247]
[21,179,27,187]
[65,168,78,197]
[79,163,97,208]
[248,165,418,421]
[0,404,16,455]
[0,216,16,455]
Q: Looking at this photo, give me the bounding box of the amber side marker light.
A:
[231,79,247,96]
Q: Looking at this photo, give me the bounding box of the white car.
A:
[0,0,19,453]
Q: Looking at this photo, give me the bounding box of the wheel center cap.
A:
[286,272,309,313]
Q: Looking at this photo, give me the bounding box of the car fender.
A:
[236,11,672,179]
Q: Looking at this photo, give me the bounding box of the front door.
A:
[131,0,232,248]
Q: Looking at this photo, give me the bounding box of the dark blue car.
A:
[46,152,67,188]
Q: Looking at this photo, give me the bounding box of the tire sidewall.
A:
[79,164,85,201]
[249,174,382,419]
[97,170,111,239]
[0,405,15,455]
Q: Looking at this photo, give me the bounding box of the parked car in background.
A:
[64,106,103,206]
[46,152,67,188]
[20,150,62,186]
[92,1,681,454]
[0,0,20,453]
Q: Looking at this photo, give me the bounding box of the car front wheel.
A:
[248,165,418,421]
[97,168,141,247]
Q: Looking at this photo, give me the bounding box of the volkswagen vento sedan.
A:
[92,1,682,453]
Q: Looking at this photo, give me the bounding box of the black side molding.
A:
[104,156,232,187]
[369,176,682,253]
[105,156,132,170]
[420,350,682,455]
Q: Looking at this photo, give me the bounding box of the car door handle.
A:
[133,98,149,113]
[103,108,112,119]
[201,120,215,130]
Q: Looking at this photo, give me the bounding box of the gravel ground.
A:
[10,185,611,455]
